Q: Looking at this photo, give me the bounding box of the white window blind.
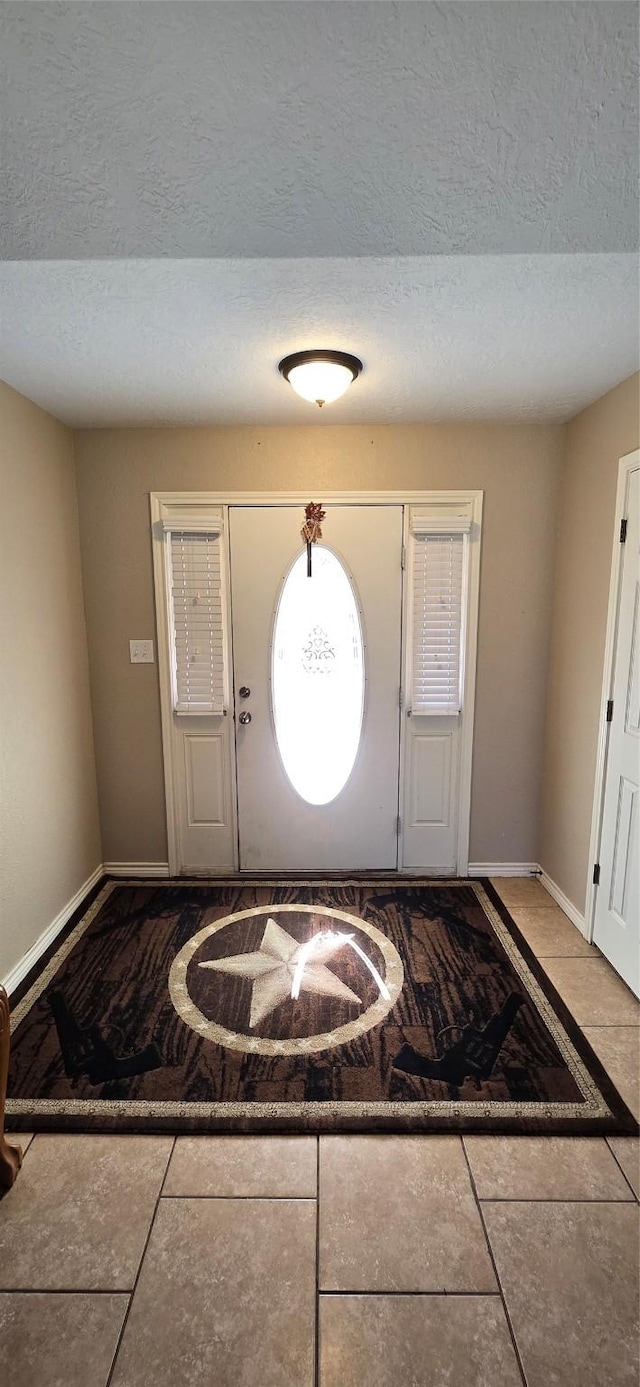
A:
[169,532,225,714]
[411,532,465,715]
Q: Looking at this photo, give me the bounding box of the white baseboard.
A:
[538,868,587,937]
[471,861,588,940]
[2,864,104,995]
[468,862,541,878]
[103,862,170,878]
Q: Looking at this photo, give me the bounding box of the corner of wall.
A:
[0,383,104,982]
[536,372,640,920]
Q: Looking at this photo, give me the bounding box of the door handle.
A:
[239,711,252,725]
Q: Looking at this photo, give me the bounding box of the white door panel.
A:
[184,734,226,825]
[172,714,236,870]
[412,732,452,825]
[609,778,638,920]
[230,506,403,870]
[402,718,460,869]
[594,464,640,996]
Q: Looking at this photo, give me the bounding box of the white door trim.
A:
[584,448,640,942]
[151,491,180,876]
[153,490,482,507]
[151,490,483,876]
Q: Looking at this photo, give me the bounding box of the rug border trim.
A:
[480,877,639,1135]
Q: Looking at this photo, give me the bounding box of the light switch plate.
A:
[129,639,155,664]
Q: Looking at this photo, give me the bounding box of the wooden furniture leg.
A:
[0,984,22,1189]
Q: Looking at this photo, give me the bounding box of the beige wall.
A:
[539,372,640,915]
[0,382,102,982]
[74,422,564,867]
[1,371,634,969]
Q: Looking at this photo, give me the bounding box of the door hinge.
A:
[399,686,404,710]
[592,863,601,886]
[606,699,614,723]
[401,544,406,570]
[396,814,402,836]
[620,517,628,543]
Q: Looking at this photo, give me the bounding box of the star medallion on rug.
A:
[5,879,637,1136]
[196,916,370,1029]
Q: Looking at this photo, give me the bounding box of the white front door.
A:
[229,506,403,870]
[593,463,640,996]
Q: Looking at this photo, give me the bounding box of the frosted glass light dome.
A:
[278,350,363,408]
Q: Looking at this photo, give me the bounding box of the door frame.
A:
[585,448,640,942]
[150,489,483,877]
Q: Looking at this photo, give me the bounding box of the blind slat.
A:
[411,533,464,714]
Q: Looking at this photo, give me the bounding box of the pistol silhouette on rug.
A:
[49,989,162,1086]
[393,992,525,1088]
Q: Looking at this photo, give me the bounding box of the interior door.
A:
[230,506,403,870]
[593,463,640,996]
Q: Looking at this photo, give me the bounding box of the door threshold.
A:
[177,868,459,879]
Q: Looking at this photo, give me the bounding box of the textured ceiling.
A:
[1,1,637,259]
[0,2,637,425]
[0,255,636,427]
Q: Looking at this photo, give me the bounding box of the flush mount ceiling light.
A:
[278,349,363,408]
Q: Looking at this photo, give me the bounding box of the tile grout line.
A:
[461,1137,530,1387]
[1,1287,134,1296]
[104,1136,176,1387]
[314,1136,320,1387]
[318,1288,503,1298]
[0,1286,508,1299]
[580,1022,640,1028]
[160,1193,317,1201]
[472,1195,636,1204]
[604,1138,640,1204]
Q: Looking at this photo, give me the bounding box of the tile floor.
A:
[1,879,638,1386]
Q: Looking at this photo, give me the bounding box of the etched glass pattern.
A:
[272,547,365,805]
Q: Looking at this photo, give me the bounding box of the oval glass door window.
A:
[272,546,365,805]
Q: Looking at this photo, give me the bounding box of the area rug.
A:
[6,878,637,1135]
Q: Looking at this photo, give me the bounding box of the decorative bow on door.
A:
[301,502,326,577]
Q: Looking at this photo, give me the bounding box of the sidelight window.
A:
[169,530,226,714]
[410,521,469,715]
